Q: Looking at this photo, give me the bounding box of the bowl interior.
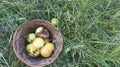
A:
[13,19,63,67]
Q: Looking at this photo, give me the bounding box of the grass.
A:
[0,0,120,67]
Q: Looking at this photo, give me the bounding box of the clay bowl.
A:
[12,19,63,67]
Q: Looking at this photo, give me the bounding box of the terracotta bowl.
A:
[12,19,63,67]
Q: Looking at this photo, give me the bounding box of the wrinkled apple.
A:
[35,27,49,39]
[26,44,40,57]
[35,27,43,34]
[28,48,40,57]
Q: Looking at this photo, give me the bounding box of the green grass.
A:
[0,0,120,67]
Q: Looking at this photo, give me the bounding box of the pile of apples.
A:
[26,27,54,58]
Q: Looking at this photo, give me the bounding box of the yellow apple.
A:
[45,43,54,51]
[28,48,40,57]
[51,18,58,25]
[40,46,52,57]
[26,44,40,57]
[44,39,50,44]
[27,33,36,43]
[26,44,34,52]
[32,38,44,49]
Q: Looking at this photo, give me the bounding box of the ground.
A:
[0,0,120,67]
